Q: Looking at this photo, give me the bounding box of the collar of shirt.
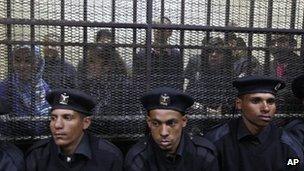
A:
[237,118,271,144]
[57,133,92,160]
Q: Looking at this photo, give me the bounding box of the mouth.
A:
[258,115,272,122]
[160,140,171,147]
[53,133,66,138]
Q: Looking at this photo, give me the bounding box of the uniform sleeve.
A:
[25,150,39,171]
[0,144,25,171]
[110,150,123,171]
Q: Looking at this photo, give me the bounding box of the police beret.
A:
[292,74,304,99]
[0,98,9,115]
[233,76,285,96]
[141,87,194,115]
[46,89,96,116]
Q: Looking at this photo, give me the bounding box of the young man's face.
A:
[50,109,91,151]
[208,50,225,66]
[147,109,187,154]
[12,50,37,82]
[236,93,276,131]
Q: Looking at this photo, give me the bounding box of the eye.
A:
[267,98,275,105]
[166,120,177,127]
[63,115,73,121]
[50,116,56,121]
[151,121,159,127]
[250,98,260,104]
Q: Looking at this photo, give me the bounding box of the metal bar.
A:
[1,40,301,51]
[301,4,304,67]
[290,0,297,29]
[146,0,153,91]
[180,0,185,74]
[161,0,165,21]
[264,0,274,75]
[111,0,116,43]
[2,18,304,34]
[60,0,65,63]
[206,0,212,41]
[6,0,12,74]
[247,0,255,74]
[132,0,138,74]
[30,0,36,115]
[83,0,88,68]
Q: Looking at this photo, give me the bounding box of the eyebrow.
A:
[151,118,177,124]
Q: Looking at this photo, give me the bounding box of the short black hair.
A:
[96,29,112,42]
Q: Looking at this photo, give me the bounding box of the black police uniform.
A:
[125,132,218,171]
[204,118,303,171]
[124,87,219,171]
[26,132,123,171]
[25,89,123,171]
[204,76,304,171]
[0,142,25,171]
[0,98,25,171]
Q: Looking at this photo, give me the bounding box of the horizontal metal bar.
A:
[1,18,304,34]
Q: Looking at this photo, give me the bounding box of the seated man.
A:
[0,98,25,171]
[204,76,304,170]
[125,87,218,171]
[26,89,123,170]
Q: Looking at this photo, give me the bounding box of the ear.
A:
[82,117,92,130]
[146,116,151,129]
[181,115,188,128]
[235,97,242,110]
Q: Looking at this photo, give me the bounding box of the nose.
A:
[54,118,64,129]
[160,125,169,137]
[261,101,270,113]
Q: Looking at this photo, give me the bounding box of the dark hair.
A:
[96,29,112,42]
[87,45,127,76]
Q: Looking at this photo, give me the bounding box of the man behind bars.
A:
[0,98,25,171]
[124,87,219,171]
[204,75,304,171]
[25,89,123,171]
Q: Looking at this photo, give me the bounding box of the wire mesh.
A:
[0,0,303,146]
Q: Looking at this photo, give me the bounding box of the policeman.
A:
[25,89,123,171]
[124,87,219,171]
[204,76,304,171]
[283,74,304,145]
[0,98,25,171]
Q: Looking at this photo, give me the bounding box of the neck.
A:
[61,132,84,155]
[242,117,265,135]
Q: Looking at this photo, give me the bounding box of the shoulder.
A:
[190,135,217,156]
[280,129,304,164]
[125,137,148,165]
[25,138,51,157]
[203,122,231,143]
[90,135,123,159]
[0,142,24,162]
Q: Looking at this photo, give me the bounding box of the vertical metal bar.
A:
[180,0,185,89]
[300,5,304,67]
[132,0,138,76]
[6,0,12,67]
[206,0,212,41]
[161,0,165,21]
[83,0,88,66]
[30,0,35,114]
[146,0,153,91]
[264,0,273,75]
[111,0,116,43]
[60,0,65,63]
[224,0,231,42]
[290,0,297,29]
[247,0,255,74]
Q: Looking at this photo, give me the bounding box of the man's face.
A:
[43,46,59,58]
[153,29,172,45]
[208,50,225,66]
[236,93,276,130]
[12,52,36,82]
[86,53,107,79]
[97,36,112,44]
[147,109,187,154]
[50,109,91,149]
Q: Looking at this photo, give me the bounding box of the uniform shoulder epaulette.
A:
[203,122,230,143]
[191,135,217,155]
[125,137,148,163]
[0,142,24,166]
[25,138,51,156]
[97,137,122,156]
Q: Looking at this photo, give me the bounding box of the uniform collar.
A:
[237,118,271,144]
[57,132,92,160]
